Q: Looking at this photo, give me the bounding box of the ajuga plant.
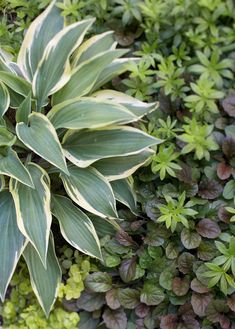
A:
[0,0,161,316]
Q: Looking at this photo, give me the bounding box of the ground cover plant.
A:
[1,0,235,328]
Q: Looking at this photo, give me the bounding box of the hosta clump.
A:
[0,1,161,316]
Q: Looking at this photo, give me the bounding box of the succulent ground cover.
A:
[1,0,235,328]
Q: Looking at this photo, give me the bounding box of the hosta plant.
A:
[0,1,161,316]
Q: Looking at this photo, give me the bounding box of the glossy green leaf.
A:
[48,97,137,129]
[63,126,161,168]
[118,288,140,309]
[23,234,61,317]
[60,165,117,218]
[111,179,137,213]
[52,49,127,105]
[16,113,68,174]
[85,272,112,292]
[10,163,52,266]
[93,90,158,117]
[72,31,115,67]
[17,0,63,80]
[0,191,25,300]
[140,282,165,306]
[32,19,94,109]
[0,71,31,96]
[0,82,10,116]
[93,149,154,181]
[51,195,102,259]
[0,147,33,187]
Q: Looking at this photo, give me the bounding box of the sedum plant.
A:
[0,1,161,316]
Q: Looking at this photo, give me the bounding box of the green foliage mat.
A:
[1,0,235,328]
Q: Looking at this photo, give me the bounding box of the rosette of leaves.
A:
[0,1,161,316]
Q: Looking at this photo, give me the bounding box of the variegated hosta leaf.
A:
[0,175,5,191]
[0,191,25,300]
[93,90,158,117]
[23,234,61,317]
[60,165,117,219]
[93,149,154,181]
[0,60,26,106]
[16,92,31,124]
[0,57,12,72]
[71,31,116,67]
[111,179,137,214]
[0,147,34,187]
[8,88,25,109]
[16,113,69,175]
[0,71,31,96]
[0,128,16,147]
[52,195,102,259]
[10,163,52,266]
[92,58,139,92]
[48,97,138,129]
[52,49,127,105]
[32,19,94,109]
[89,214,117,237]
[0,53,21,75]
[0,82,10,116]
[62,126,161,168]
[17,0,63,81]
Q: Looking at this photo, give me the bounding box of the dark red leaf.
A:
[191,293,212,317]
[190,278,210,293]
[218,206,231,223]
[160,314,178,329]
[172,277,190,296]
[222,95,235,117]
[130,220,145,231]
[116,230,138,248]
[219,314,230,329]
[217,163,232,180]
[196,218,221,239]
[102,307,127,329]
[136,319,145,329]
[227,294,235,312]
[106,289,121,310]
[135,303,150,318]
[176,163,193,183]
[119,257,137,283]
[198,179,223,200]
[178,252,195,274]
[178,317,200,329]
[222,136,235,159]
[178,303,195,318]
